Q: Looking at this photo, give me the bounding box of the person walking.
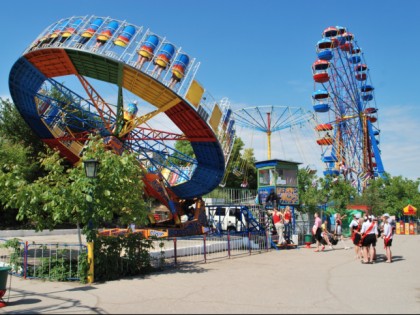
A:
[334,213,349,249]
[321,219,333,250]
[382,213,393,263]
[313,212,323,252]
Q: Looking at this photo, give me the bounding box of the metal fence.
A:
[1,231,273,283]
[203,187,257,205]
[0,239,87,281]
[150,231,272,268]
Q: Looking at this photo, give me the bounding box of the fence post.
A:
[265,230,269,251]
[174,238,177,266]
[87,242,94,284]
[227,231,231,258]
[24,241,28,279]
[248,232,251,255]
[203,234,207,263]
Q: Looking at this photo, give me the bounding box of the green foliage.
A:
[298,168,420,221]
[171,140,195,166]
[26,246,88,282]
[3,134,149,241]
[77,251,89,284]
[93,233,158,282]
[0,238,23,273]
[0,98,49,227]
[297,168,321,213]
[0,98,46,155]
[356,174,420,218]
[224,137,257,189]
[322,176,357,215]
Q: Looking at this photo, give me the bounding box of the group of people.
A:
[312,212,349,251]
[268,206,292,245]
[349,212,394,263]
[312,211,394,263]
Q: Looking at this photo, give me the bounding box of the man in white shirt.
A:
[359,215,378,264]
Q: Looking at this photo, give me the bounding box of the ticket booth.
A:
[255,159,301,237]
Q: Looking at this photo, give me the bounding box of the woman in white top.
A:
[382,213,393,263]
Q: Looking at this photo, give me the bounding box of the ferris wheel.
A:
[8,16,235,221]
[311,26,385,192]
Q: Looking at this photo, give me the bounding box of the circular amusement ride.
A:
[311,26,385,192]
[8,16,236,236]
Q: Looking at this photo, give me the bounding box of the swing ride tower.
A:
[233,105,315,160]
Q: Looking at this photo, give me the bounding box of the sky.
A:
[1,0,419,181]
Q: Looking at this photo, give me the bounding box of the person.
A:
[283,206,292,243]
[349,213,362,259]
[269,208,285,245]
[370,215,379,261]
[186,207,195,221]
[382,213,393,263]
[334,213,349,249]
[313,212,323,252]
[265,189,279,210]
[358,215,378,264]
[321,219,333,250]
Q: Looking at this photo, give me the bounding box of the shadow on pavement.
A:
[6,288,105,314]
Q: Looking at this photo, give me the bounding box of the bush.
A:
[93,233,161,282]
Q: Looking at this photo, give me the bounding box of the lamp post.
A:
[84,158,99,179]
[83,158,99,284]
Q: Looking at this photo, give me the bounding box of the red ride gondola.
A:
[312,60,330,83]
[315,123,333,131]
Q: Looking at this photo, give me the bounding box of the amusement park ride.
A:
[7,18,386,238]
[311,26,385,193]
[8,16,237,237]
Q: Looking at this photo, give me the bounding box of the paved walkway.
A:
[1,234,419,314]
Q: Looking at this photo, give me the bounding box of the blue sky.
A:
[1,0,419,181]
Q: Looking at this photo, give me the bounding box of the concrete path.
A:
[1,234,419,314]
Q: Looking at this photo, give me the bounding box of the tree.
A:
[0,97,59,227]
[0,138,37,227]
[297,168,321,214]
[325,176,357,215]
[0,97,47,157]
[374,174,420,219]
[6,135,149,242]
[224,137,257,189]
[298,171,357,218]
[171,140,195,166]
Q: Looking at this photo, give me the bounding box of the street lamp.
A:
[82,158,99,284]
[83,159,99,179]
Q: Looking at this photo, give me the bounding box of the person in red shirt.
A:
[283,206,292,244]
[269,208,285,245]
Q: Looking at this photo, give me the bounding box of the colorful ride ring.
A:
[8,16,229,201]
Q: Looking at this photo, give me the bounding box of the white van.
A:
[205,205,247,232]
[205,205,263,233]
